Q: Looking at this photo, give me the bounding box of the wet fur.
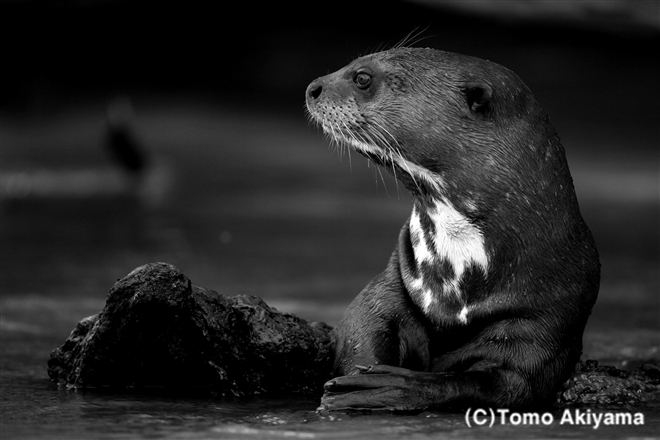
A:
[306,47,600,410]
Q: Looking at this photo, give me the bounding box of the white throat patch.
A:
[407,199,489,324]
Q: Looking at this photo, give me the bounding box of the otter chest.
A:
[401,199,489,326]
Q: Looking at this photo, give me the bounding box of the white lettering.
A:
[541,413,554,425]
[497,408,510,424]
[468,408,644,429]
[560,409,645,428]
[473,408,489,426]
[560,409,574,425]
[496,409,554,426]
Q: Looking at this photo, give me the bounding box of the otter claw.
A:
[355,365,372,373]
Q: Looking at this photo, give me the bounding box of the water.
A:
[3,380,659,439]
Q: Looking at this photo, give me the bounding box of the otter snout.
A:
[306,71,356,115]
[305,78,327,113]
[306,80,323,102]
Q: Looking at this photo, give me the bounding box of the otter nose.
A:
[306,80,323,102]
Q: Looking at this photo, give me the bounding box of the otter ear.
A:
[461,83,492,115]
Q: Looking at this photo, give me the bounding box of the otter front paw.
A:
[318,364,431,412]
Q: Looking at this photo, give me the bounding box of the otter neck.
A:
[401,197,489,326]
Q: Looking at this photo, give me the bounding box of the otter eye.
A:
[354,72,372,89]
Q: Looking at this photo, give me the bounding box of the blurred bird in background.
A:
[105,95,148,176]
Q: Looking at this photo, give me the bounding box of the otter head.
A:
[305,47,567,217]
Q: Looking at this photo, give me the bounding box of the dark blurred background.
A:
[1,0,659,366]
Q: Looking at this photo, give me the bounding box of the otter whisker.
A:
[339,121,359,170]
[360,129,392,193]
[391,25,432,51]
[386,149,401,197]
[375,166,390,197]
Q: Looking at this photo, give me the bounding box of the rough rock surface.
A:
[48,262,659,406]
[48,262,334,396]
[557,359,660,406]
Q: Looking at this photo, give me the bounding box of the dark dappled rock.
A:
[48,262,334,396]
[557,359,660,406]
[48,262,659,406]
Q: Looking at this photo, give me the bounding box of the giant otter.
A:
[305,47,600,411]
